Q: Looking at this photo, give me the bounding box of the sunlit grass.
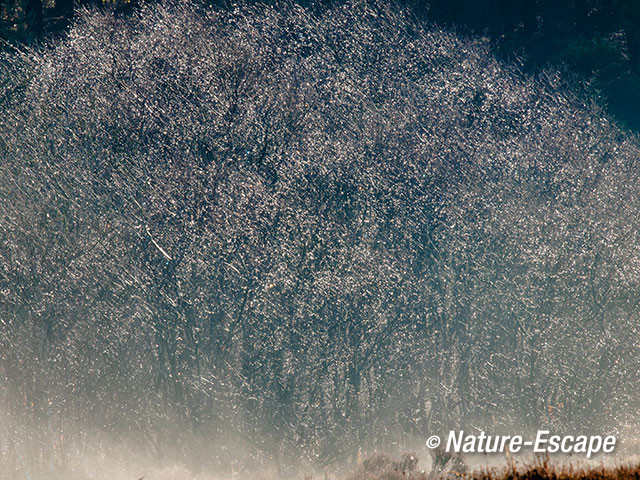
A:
[327,454,640,480]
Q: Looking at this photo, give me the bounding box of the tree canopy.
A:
[1,0,639,477]
[4,0,640,129]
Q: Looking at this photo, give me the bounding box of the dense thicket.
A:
[1,1,639,478]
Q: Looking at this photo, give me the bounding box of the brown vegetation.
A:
[337,454,640,480]
[474,459,640,480]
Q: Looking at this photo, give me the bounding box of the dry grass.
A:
[472,458,640,480]
[334,454,640,480]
